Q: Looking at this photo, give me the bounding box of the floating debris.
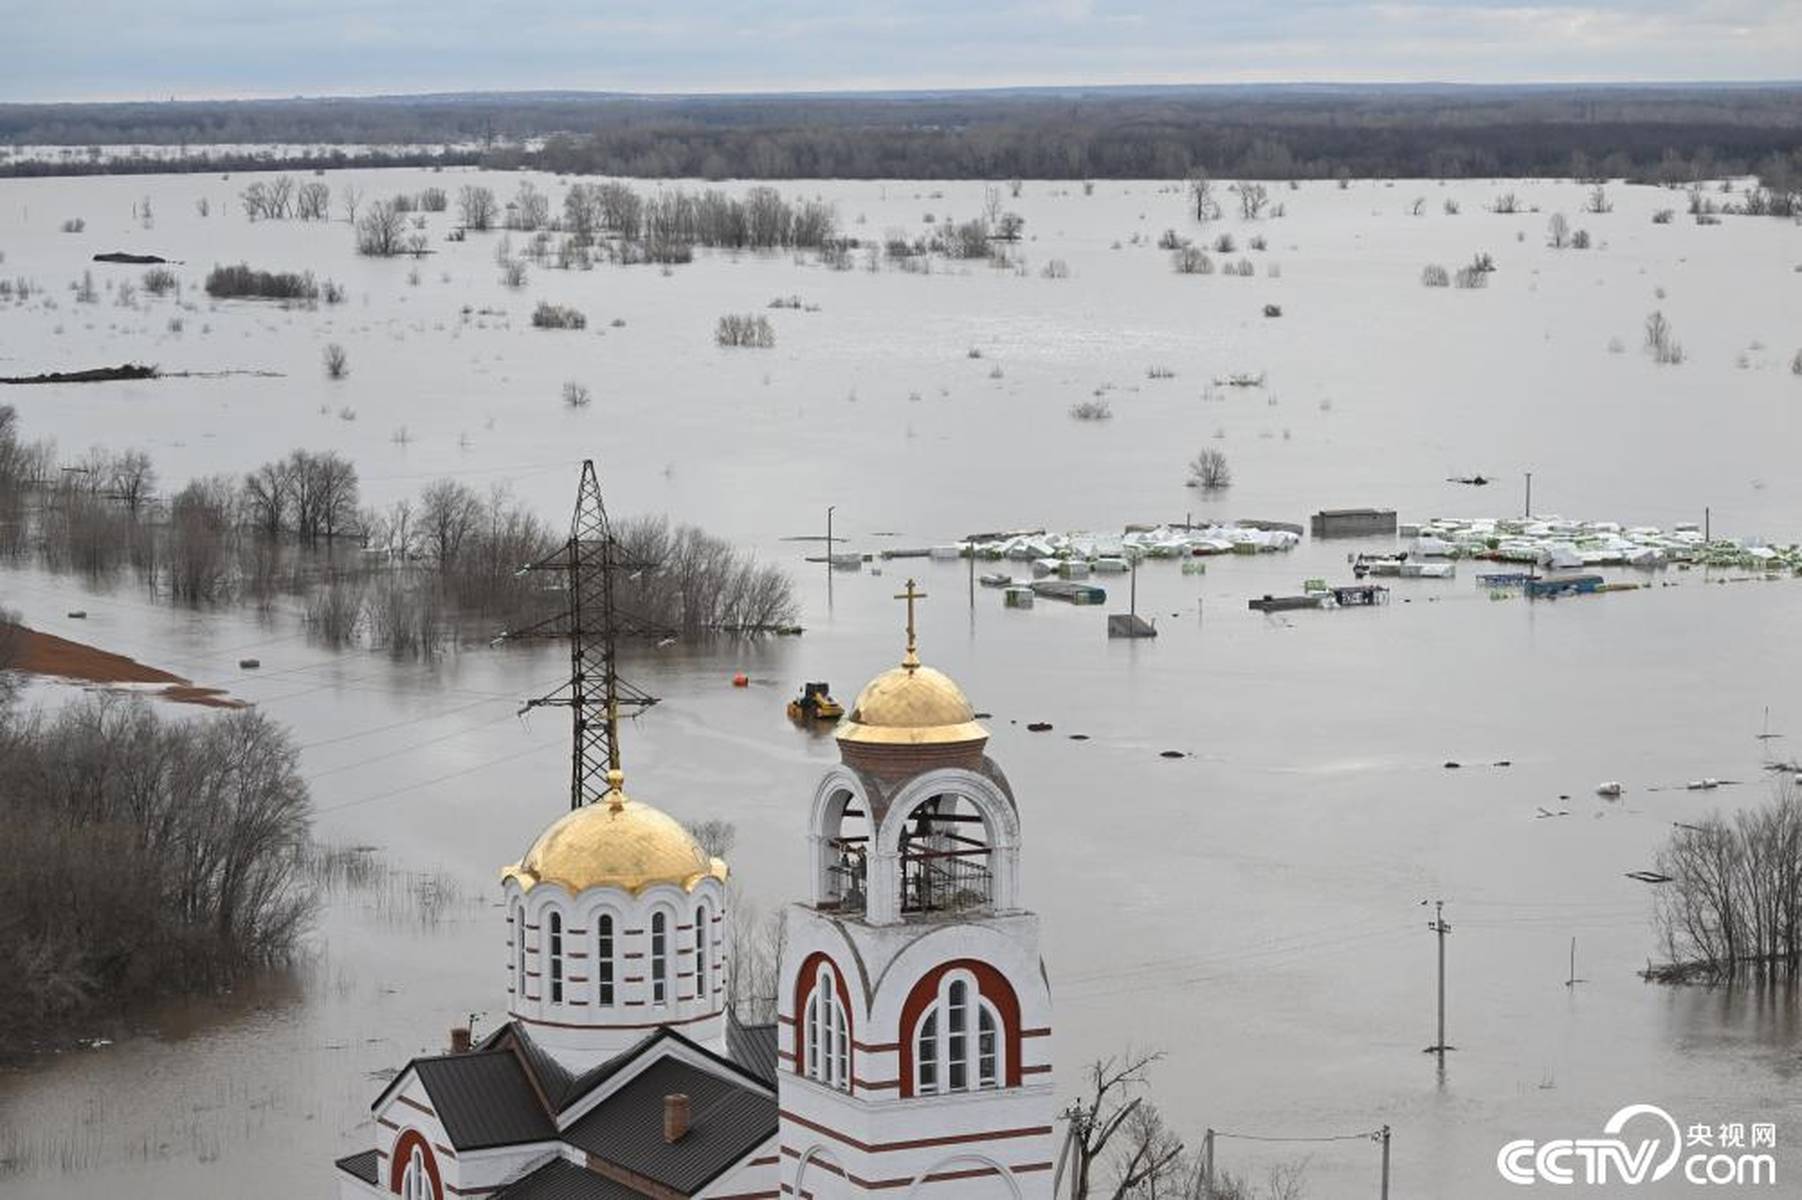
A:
[1026,721,1053,732]
[1596,781,1624,797]
[1159,750,1185,759]
[1625,870,1674,884]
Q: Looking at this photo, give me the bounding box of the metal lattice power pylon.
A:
[502,460,661,810]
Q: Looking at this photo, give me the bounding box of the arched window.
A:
[596,913,615,1007]
[946,978,968,1090]
[547,911,564,1003]
[513,903,525,998]
[911,970,1003,1095]
[401,1145,430,1200]
[803,963,850,1091]
[694,902,710,1002]
[651,911,668,1005]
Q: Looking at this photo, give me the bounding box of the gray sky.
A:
[6,1,1800,102]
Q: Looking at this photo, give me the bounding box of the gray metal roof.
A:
[335,1149,380,1185]
[562,1057,776,1194]
[494,1158,651,1200]
[413,1051,559,1151]
[726,1014,779,1087]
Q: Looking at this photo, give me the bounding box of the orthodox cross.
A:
[896,578,926,669]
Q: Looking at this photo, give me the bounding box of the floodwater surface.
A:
[0,169,1799,1198]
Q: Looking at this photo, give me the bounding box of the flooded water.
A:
[1,169,1800,1198]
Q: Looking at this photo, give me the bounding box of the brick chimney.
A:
[449,1025,472,1054]
[663,1093,691,1143]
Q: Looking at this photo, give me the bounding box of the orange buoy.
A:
[732,673,749,687]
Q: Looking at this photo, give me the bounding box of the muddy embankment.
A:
[10,625,242,707]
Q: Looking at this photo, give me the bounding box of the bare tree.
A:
[107,449,156,514]
[1187,171,1219,222]
[1235,182,1269,220]
[295,181,331,220]
[727,897,787,1024]
[458,185,498,232]
[340,183,364,224]
[1585,185,1613,214]
[418,478,484,567]
[266,175,296,219]
[686,819,737,859]
[1547,212,1570,248]
[1108,1103,1188,1200]
[323,343,349,380]
[1188,448,1232,490]
[1645,310,1684,365]
[244,460,293,536]
[1065,1050,1166,1200]
[355,200,407,256]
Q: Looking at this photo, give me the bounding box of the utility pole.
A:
[1425,899,1452,1057]
[1202,1129,1215,1197]
[1524,471,1533,519]
[1565,937,1585,988]
[826,504,836,609]
[1704,505,1711,544]
[1379,1125,1391,1200]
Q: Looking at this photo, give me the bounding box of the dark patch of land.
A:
[0,363,158,385]
[2,84,1800,182]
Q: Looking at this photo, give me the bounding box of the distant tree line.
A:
[4,87,1801,183]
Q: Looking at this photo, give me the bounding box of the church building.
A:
[335,584,1058,1200]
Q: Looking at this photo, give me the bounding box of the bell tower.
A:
[777,581,1056,1200]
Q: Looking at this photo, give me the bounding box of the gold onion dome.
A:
[502,769,728,895]
[836,581,987,747]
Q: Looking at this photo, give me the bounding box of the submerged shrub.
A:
[205,263,318,301]
[716,313,775,348]
[532,301,587,330]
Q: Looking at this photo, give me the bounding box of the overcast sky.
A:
[6,1,1800,102]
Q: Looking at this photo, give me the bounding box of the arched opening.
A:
[791,951,854,1092]
[821,788,870,914]
[898,960,1022,1098]
[389,1129,442,1200]
[512,901,525,999]
[898,793,993,915]
[694,900,711,1003]
[547,910,564,1003]
[650,909,670,1005]
[596,912,616,1006]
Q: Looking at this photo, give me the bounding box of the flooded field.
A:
[1,168,1800,1198]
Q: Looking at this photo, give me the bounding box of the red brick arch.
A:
[897,959,1022,1097]
[389,1127,442,1200]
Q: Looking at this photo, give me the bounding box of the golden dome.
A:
[501,770,727,895]
[836,663,988,746]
